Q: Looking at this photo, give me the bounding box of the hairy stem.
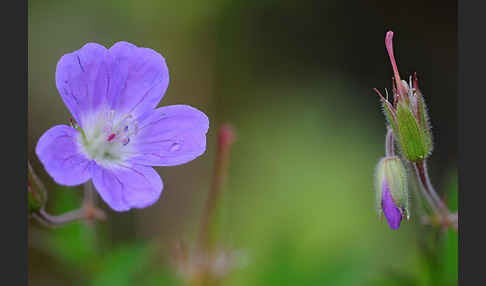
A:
[385,126,395,157]
[412,162,440,214]
[31,181,105,228]
[34,208,87,227]
[414,161,448,213]
[413,160,457,231]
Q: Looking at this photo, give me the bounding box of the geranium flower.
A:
[35,42,209,211]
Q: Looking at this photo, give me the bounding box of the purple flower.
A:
[35,42,209,211]
[381,179,402,230]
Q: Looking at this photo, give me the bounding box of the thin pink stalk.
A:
[385,31,407,98]
[198,124,235,251]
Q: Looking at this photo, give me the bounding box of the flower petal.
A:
[107,42,169,117]
[130,105,209,166]
[91,163,163,211]
[381,179,402,230]
[55,43,111,127]
[35,125,92,186]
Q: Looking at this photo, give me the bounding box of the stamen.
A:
[111,114,131,133]
[107,133,116,142]
[101,111,138,146]
[69,117,86,139]
[103,124,112,136]
[107,110,115,121]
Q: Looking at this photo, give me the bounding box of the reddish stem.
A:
[413,160,457,231]
[198,124,235,251]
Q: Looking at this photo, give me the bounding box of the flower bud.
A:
[375,156,409,230]
[28,162,47,214]
[374,31,433,162]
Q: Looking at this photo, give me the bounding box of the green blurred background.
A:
[28,0,457,285]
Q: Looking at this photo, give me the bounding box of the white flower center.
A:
[76,110,139,166]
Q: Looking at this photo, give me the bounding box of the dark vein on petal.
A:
[77,55,85,73]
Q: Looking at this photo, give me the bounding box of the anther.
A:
[107,133,116,142]
[69,118,76,128]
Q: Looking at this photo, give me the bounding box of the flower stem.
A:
[31,181,105,228]
[81,181,105,226]
[34,208,87,226]
[412,160,457,231]
[412,162,439,214]
[83,181,97,211]
[198,124,235,251]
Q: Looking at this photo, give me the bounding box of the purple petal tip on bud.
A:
[381,179,402,230]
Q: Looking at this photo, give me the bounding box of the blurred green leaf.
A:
[445,170,458,212]
[46,187,100,275]
[28,187,42,214]
[137,266,183,286]
[91,242,158,286]
[438,170,458,285]
[438,229,458,286]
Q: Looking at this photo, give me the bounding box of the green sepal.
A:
[28,188,42,213]
[382,100,399,138]
[375,156,409,216]
[395,101,428,162]
[375,158,386,213]
[383,157,409,212]
[416,94,433,155]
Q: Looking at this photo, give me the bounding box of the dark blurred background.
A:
[28,0,457,285]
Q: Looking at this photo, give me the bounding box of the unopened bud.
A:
[375,31,433,162]
[28,162,47,214]
[375,156,409,230]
